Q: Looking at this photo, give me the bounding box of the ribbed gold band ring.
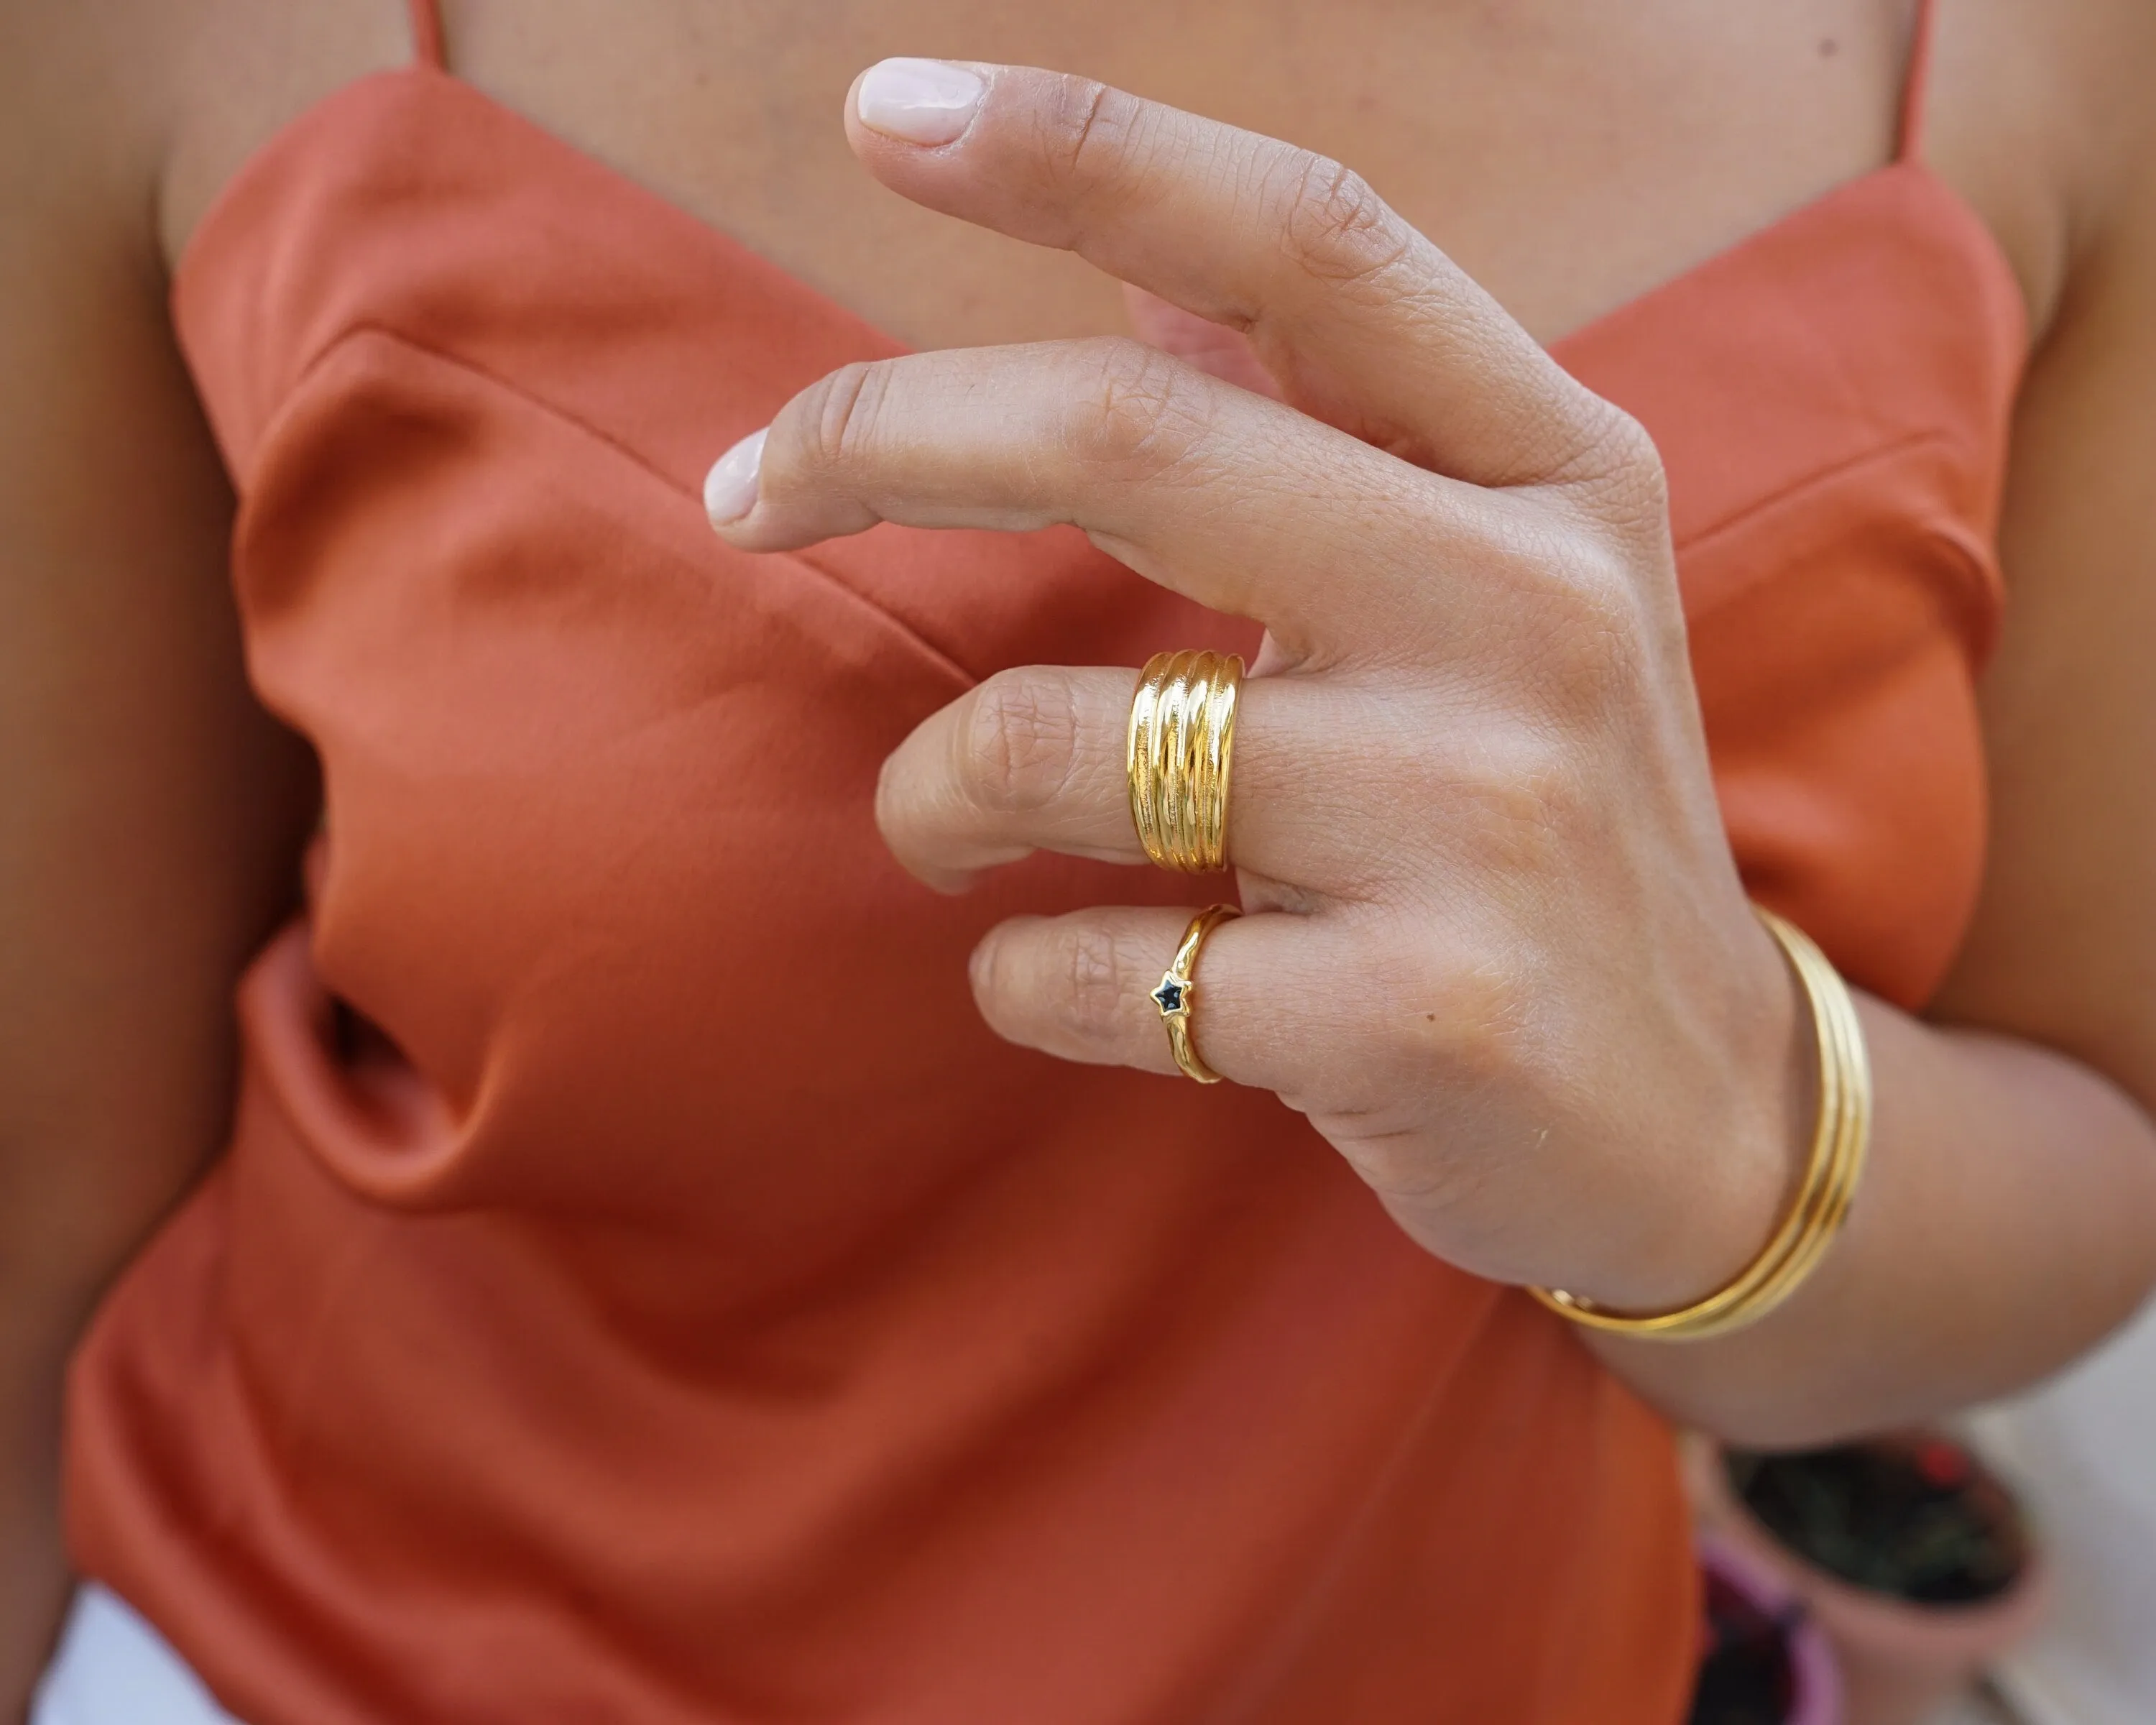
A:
[1127,650,1245,873]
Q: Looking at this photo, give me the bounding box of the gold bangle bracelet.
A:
[1528,906,1873,1343]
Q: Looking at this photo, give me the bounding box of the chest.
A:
[177,0,1913,351]
[464,0,1909,346]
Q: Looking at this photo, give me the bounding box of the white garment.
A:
[1971,1292,2156,1725]
[33,1585,239,1725]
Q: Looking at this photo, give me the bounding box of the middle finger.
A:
[705,336,1500,656]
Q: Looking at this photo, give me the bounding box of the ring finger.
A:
[877,662,1387,892]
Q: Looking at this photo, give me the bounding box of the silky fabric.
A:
[65,1,2021,1719]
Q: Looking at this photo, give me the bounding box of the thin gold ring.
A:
[1151,904,1241,1084]
[1128,650,1243,873]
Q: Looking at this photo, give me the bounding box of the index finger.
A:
[844,59,1634,492]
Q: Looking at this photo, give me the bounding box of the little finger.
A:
[969,905,1348,1095]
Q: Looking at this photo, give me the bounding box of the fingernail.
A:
[703,428,767,527]
[856,58,984,146]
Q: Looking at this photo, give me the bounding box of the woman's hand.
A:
[706,60,1809,1316]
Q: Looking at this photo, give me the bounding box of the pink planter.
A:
[1697,1531,1845,1724]
[1688,1437,2049,1725]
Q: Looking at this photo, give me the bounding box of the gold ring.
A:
[1127,650,1244,873]
[1151,904,1241,1084]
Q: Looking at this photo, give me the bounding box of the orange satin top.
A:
[65,2,2022,1719]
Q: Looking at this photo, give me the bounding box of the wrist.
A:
[1567,911,1816,1317]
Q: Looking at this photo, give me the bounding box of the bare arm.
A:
[1588,1,2156,1442]
[0,9,314,1703]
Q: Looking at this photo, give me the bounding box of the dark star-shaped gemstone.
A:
[1152,976,1189,1016]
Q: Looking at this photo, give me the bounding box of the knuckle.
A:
[1061,923,1136,1042]
[1383,939,1545,1095]
[801,360,890,471]
[1451,731,1598,873]
[1314,937,1544,1198]
[1495,522,1654,717]
[957,669,1085,815]
[1065,339,1212,478]
[1274,152,1415,293]
[1562,400,1672,527]
[1538,564,1649,707]
[1047,76,1143,182]
[1598,405,1665,491]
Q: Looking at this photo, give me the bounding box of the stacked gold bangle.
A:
[1128,650,1243,874]
[1529,906,1872,1342]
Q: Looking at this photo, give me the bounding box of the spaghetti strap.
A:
[1896,0,1938,160]
[407,0,446,70]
